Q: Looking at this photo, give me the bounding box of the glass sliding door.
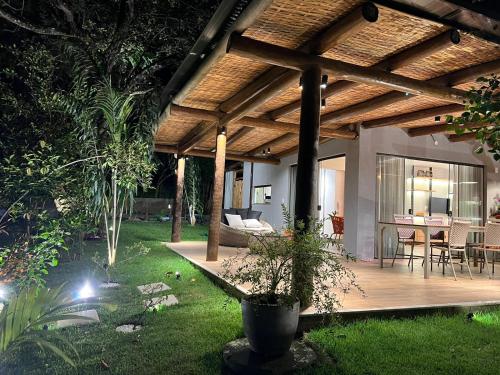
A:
[376,155,405,257]
[288,156,345,235]
[318,157,345,235]
[457,165,484,225]
[376,154,484,258]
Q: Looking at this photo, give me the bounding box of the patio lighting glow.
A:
[431,134,438,146]
[77,281,95,300]
[321,74,328,89]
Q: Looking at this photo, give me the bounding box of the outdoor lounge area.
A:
[168,240,500,316]
[3,0,500,373]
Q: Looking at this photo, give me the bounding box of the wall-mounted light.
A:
[220,126,227,135]
[267,147,271,154]
[321,75,328,89]
[404,92,410,96]
[321,99,326,109]
[434,115,441,123]
[262,149,266,155]
[430,134,438,146]
[299,77,303,90]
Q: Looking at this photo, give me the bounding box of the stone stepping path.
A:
[144,294,178,309]
[137,282,171,294]
[116,324,142,333]
[56,309,100,328]
[99,282,120,289]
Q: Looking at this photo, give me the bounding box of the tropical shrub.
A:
[448,74,500,159]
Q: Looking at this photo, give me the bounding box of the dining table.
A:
[378,221,485,279]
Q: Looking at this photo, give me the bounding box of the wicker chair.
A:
[219,220,274,247]
[473,222,500,279]
[432,219,472,280]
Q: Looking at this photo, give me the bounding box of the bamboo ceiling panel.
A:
[328,95,453,126]
[395,34,500,81]
[225,128,288,153]
[323,7,446,66]
[156,0,500,158]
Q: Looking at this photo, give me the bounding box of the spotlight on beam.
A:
[321,75,328,89]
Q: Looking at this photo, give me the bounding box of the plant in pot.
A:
[220,207,362,358]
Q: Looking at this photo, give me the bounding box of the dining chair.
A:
[473,222,500,279]
[423,216,446,271]
[392,214,422,271]
[432,219,472,280]
[329,212,344,253]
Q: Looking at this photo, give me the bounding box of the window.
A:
[253,185,272,204]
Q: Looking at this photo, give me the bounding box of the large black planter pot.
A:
[241,296,300,358]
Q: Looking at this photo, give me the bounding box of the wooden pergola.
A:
[155,0,500,261]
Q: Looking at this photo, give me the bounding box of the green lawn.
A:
[304,311,500,375]
[2,221,500,374]
[1,221,243,374]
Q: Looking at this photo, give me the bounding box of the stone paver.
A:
[116,324,142,333]
[56,309,100,328]
[137,282,171,294]
[99,282,120,289]
[144,294,178,309]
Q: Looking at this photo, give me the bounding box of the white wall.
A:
[233,126,500,259]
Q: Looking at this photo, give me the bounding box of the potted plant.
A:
[221,206,361,358]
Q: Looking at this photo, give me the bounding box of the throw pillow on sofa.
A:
[225,214,245,229]
[242,219,263,228]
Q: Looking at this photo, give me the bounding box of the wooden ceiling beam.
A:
[226,126,254,147]
[408,122,489,137]
[362,104,463,129]
[180,3,378,153]
[228,34,467,104]
[407,123,449,137]
[270,29,460,119]
[246,133,297,156]
[170,104,357,139]
[448,133,477,142]
[154,144,280,165]
[321,58,500,126]
[218,2,379,114]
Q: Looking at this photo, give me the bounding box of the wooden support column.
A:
[293,65,322,310]
[294,65,322,226]
[206,126,227,261]
[171,156,185,243]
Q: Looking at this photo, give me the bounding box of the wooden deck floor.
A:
[167,241,500,315]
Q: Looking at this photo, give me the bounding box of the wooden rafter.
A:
[269,29,460,119]
[321,58,500,127]
[408,122,488,137]
[448,133,477,142]
[362,104,464,129]
[246,133,297,156]
[168,104,357,140]
[154,144,280,165]
[179,3,378,153]
[228,34,467,104]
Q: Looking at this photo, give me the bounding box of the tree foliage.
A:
[448,74,500,159]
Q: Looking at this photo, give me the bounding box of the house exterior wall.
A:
[229,126,500,260]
